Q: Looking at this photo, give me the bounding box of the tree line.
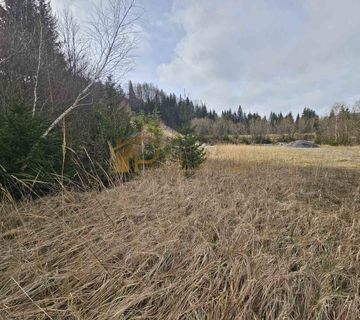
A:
[125,81,360,145]
[194,104,360,145]
[127,81,217,129]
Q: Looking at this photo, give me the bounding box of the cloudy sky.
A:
[52,0,360,115]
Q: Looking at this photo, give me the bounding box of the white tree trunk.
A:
[32,23,43,118]
[41,81,94,138]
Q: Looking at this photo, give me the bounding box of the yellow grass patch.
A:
[207,144,360,170]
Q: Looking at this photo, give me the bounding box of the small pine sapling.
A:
[172,134,206,176]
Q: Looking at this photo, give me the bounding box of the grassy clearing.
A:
[1,146,360,319]
[208,144,360,170]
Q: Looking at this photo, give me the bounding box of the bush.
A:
[277,134,294,143]
[328,138,339,146]
[0,104,62,198]
[222,135,231,143]
[172,134,206,175]
[197,135,210,144]
[238,136,251,145]
[314,135,322,145]
[252,135,272,144]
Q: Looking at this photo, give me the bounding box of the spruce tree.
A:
[172,134,206,176]
[0,103,62,198]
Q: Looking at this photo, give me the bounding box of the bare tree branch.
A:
[60,10,88,76]
[42,0,139,138]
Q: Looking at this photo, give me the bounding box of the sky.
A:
[52,0,360,115]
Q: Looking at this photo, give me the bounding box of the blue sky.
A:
[52,0,360,115]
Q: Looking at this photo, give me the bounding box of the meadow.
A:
[1,145,360,319]
[208,144,360,170]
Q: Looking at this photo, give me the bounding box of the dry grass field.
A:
[208,144,360,170]
[1,145,360,319]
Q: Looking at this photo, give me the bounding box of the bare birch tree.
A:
[32,22,43,118]
[42,0,139,138]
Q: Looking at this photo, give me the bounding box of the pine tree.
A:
[0,102,62,198]
[172,134,206,176]
[128,80,141,112]
[237,105,245,123]
[301,107,317,120]
[285,112,294,123]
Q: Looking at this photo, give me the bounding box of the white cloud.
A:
[158,0,360,114]
[51,0,96,20]
[51,0,150,81]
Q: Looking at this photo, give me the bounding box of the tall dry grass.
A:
[1,147,360,319]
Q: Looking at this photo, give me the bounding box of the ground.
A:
[1,145,360,319]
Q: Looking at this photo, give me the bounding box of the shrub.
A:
[252,135,272,144]
[0,104,62,198]
[277,134,294,143]
[222,135,231,143]
[172,134,206,175]
[314,135,322,145]
[238,136,251,145]
[326,138,337,146]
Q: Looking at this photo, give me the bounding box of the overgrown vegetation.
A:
[2,146,360,319]
[0,0,157,198]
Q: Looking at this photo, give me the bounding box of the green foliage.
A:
[222,135,231,143]
[133,110,163,141]
[176,123,196,136]
[0,103,62,198]
[329,138,337,146]
[318,136,351,146]
[172,134,206,174]
[238,136,251,145]
[145,109,163,140]
[133,110,164,161]
[276,135,294,143]
[252,135,272,144]
[96,105,135,144]
[314,135,322,145]
[302,108,318,120]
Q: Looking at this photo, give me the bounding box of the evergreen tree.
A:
[237,105,245,123]
[128,80,140,112]
[172,134,206,176]
[285,112,294,123]
[301,107,317,120]
[0,102,61,198]
[269,112,278,127]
